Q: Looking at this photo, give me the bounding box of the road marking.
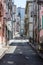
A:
[25,56,29,59]
[7,61,14,64]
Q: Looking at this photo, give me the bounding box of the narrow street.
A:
[0,36,43,65]
[0,0,43,65]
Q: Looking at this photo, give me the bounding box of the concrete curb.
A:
[0,47,8,59]
[29,42,43,59]
[0,48,6,59]
[29,43,36,51]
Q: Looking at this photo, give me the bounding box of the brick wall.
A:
[0,0,7,47]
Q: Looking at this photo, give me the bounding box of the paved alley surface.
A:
[0,37,43,65]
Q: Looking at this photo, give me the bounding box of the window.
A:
[29,24,33,31]
[0,27,1,29]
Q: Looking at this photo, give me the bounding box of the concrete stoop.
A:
[29,42,43,59]
[0,47,8,59]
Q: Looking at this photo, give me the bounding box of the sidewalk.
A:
[13,32,20,37]
[29,42,43,58]
[0,47,9,59]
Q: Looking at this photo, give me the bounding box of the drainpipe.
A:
[37,0,39,44]
[33,1,34,44]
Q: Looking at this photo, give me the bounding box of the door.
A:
[42,16,43,29]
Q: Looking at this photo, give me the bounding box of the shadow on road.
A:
[0,38,43,65]
[10,42,28,46]
[0,53,28,65]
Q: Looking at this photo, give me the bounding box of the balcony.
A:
[31,11,37,17]
[8,2,12,9]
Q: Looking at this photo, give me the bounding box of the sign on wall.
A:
[7,21,12,31]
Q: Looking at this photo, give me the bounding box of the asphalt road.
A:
[0,38,43,65]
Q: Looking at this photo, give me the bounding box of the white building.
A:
[25,0,34,38]
[16,16,20,33]
[28,3,33,38]
[17,7,25,34]
[12,4,17,38]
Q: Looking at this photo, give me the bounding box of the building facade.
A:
[6,0,15,40]
[0,0,7,47]
[33,0,43,50]
[16,16,20,33]
[24,0,34,38]
[12,5,17,38]
[17,7,25,34]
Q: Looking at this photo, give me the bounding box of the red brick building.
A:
[0,0,7,47]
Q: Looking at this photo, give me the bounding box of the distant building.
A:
[16,16,20,33]
[17,7,25,34]
[17,7,25,20]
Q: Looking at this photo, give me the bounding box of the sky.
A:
[13,0,26,8]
